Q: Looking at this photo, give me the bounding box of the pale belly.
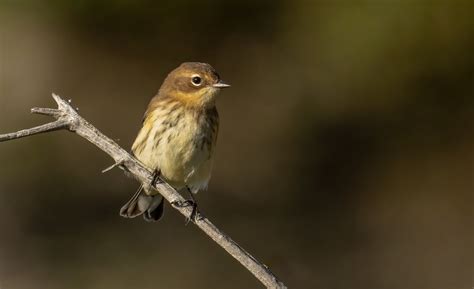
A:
[133,111,216,194]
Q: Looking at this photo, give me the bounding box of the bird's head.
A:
[159,62,230,108]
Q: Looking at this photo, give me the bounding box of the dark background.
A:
[0,1,472,288]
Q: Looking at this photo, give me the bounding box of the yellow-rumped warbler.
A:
[120,62,229,221]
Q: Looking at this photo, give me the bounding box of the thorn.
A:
[102,161,123,173]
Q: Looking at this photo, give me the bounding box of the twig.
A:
[0,120,68,141]
[0,94,286,289]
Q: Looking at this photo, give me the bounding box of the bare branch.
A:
[0,120,69,142]
[30,107,61,117]
[0,93,286,289]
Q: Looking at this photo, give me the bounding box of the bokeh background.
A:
[0,1,472,288]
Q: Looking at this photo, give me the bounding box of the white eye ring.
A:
[191,74,203,86]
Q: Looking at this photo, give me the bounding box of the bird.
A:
[120,62,229,222]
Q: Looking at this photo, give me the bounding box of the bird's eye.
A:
[191,75,202,86]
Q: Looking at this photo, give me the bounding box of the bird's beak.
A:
[213,80,231,88]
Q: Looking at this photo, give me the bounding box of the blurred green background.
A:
[0,1,472,288]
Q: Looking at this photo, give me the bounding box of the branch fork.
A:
[0,93,286,289]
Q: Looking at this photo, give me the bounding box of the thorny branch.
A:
[0,94,286,289]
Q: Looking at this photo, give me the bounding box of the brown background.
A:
[0,1,472,289]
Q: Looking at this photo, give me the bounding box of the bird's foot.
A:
[171,199,198,225]
[151,169,162,187]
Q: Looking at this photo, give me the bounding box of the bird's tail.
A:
[119,184,164,222]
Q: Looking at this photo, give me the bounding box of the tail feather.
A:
[143,196,165,222]
[120,185,164,221]
[119,184,144,218]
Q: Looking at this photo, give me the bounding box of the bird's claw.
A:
[171,199,198,225]
[151,169,162,187]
